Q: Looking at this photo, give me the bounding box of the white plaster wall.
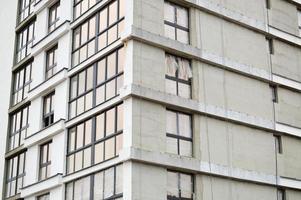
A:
[0,0,18,198]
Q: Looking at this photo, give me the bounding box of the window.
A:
[9,106,29,151]
[266,0,271,9]
[267,37,274,55]
[69,47,124,118]
[5,152,26,198]
[165,54,192,98]
[67,104,123,174]
[12,62,32,105]
[18,0,35,24]
[39,141,52,180]
[66,165,123,200]
[166,110,192,157]
[37,193,50,200]
[274,135,283,154]
[16,20,35,63]
[167,171,193,200]
[277,188,286,200]
[48,1,60,32]
[164,1,189,44]
[72,0,125,67]
[270,84,278,103]
[45,45,58,79]
[74,0,97,19]
[43,92,55,128]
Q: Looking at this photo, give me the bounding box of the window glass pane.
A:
[180,174,193,198]
[106,79,116,100]
[116,134,123,154]
[117,105,123,131]
[119,0,125,17]
[97,59,106,84]
[165,25,175,40]
[69,128,76,152]
[85,120,92,145]
[166,137,178,155]
[94,172,104,199]
[166,111,177,134]
[81,23,88,44]
[106,108,115,135]
[74,176,90,200]
[107,53,116,78]
[95,142,104,164]
[98,33,107,50]
[86,67,93,90]
[176,29,189,44]
[85,91,93,111]
[76,124,84,148]
[179,140,192,157]
[167,171,179,197]
[166,79,177,96]
[99,9,108,32]
[116,165,123,194]
[177,7,188,28]
[96,85,105,105]
[178,59,192,80]
[104,168,114,198]
[67,155,74,173]
[66,183,74,200]
[178,82,191,99]
[83,147,91,168]
[178,114,191,138]
[108,25,118,44]
[109,1,118,25]
[105,137,115,159]
[78,71,86,94]
[96,114,105,140]
[165,54,177,77]
[164,2,175,22]
[89,17,96,39]
[74,151,83,171]
[70,76,78,99]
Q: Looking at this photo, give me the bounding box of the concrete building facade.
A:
[0,0,301,199]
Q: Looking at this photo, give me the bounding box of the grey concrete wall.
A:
[197,175,276,200]
[207,0,267,22]
[195,10,270,72]
[199,116,276,175]
[272,39,301,82]
[0,0,18,198]
[278,136,301,180]
[195,62,274,120]
[275,88,301,128]
[269,0,299,35]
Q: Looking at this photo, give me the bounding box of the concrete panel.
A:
[198,62,274,120]
[131,0,164,35]
[131,98,166,152]
[286,189,301,200]
[129,41,165,92]
[272,40,301,82]
[199,116,276,175]
[208,0,266,22]
[131,162,166,200]
[269,0,299,35]
[277,136,301,180]
[198,175,276,200]
[198,11,270,72]
[275,88,301,128]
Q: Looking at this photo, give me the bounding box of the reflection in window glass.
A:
[16,21,35,63]
[165,54,192,99]
[164,1,189,44]
[167,171,193,200]
[66,165,123,200]
[166,110,192,157]
[12,62,32,105]
[69,47,124,118]
[9,106,29,151]
[72,0,125,67]
[67,105,123,174]
[5,152,26,198]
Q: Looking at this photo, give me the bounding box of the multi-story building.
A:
[1,0,301,199]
